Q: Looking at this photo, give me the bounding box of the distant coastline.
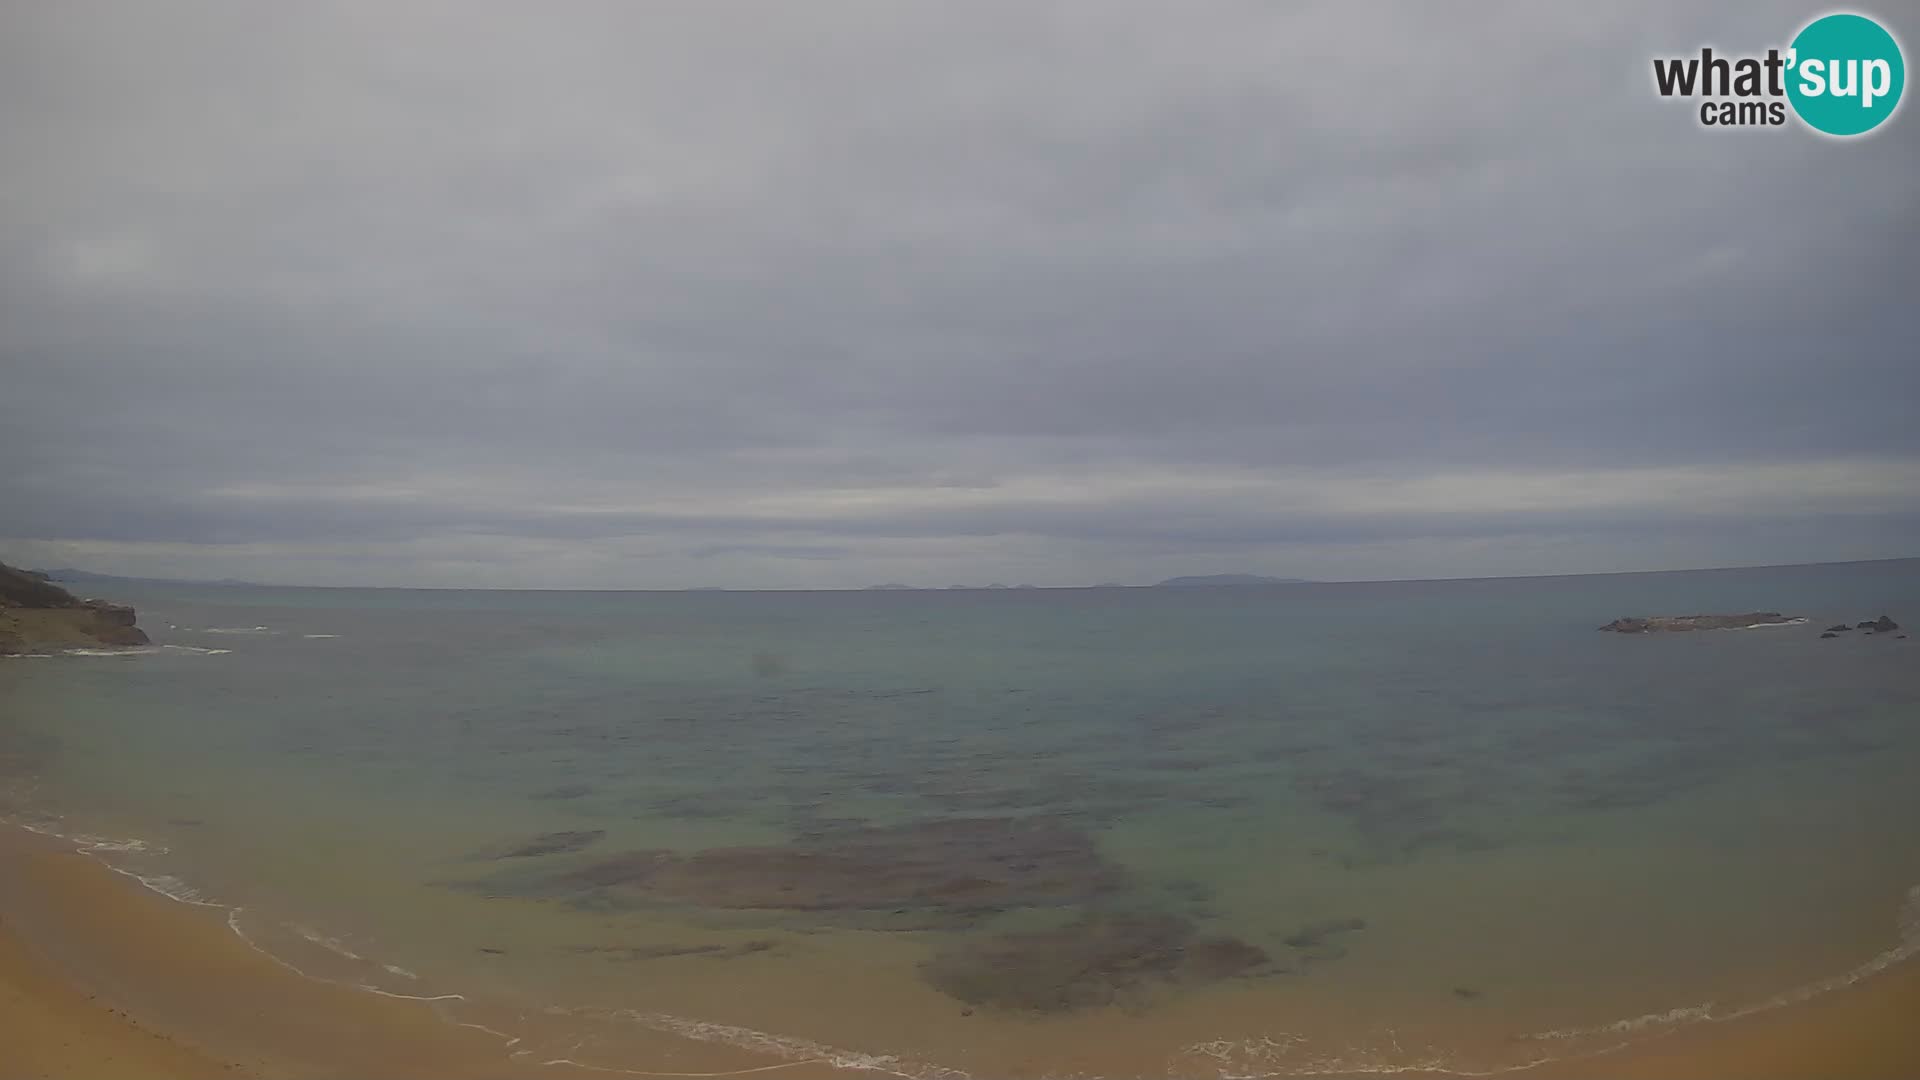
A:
[32,567,262,588]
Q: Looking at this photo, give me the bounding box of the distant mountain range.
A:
[33,567,261,587]
[863,575,1307,590]
[1153,574,1308,587]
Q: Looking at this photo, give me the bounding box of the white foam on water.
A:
[1521,1003,1717,1043]
[62,647,164,657]
[67,833,166,856]
[68,647,225,657]
[6,820,233,912]
[26,645,231,658]
[1176,1030,1551,1079]
[354,983,466,1002]
[384,963,421,979]
[603,1010,969,1080]
[534,1056,838,1077]
[1,653,56,659]
[454,1021,523,1049]
[225,908,317,977]
[117,870,217,906]
[293,924,366,961]
[202,626,274,635]
[302,633,340,639]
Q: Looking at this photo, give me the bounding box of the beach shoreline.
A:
[0,822,875,1080]
[5,820,1920,1080]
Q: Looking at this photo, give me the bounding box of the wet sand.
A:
[3,821,1917,1080]
[0,911,225,1080]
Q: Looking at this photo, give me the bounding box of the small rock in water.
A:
[1825,624,1852,633]
[1453,986,1484,1000]
[1821,632,1839,639]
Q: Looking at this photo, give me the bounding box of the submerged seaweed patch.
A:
[563,939,777,962]
[456,815,1126,915]
[466,829,605,860]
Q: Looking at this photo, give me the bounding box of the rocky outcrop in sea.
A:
[1597,613,1800,633]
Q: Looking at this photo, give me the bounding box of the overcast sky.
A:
[2,2,1916,588]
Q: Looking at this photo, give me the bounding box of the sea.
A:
[4,559,1919,1079]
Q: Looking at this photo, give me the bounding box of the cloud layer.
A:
[3,2,1916,586]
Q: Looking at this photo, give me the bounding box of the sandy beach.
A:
[0,824,867,1080]
[2,821,1916,1080]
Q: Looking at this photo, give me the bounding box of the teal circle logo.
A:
[1787,13,1905,136]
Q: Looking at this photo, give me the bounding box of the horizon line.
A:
[20,554,1917,594]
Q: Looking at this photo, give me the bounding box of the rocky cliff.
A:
[0,561,150,653]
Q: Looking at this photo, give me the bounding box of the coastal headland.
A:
[0,561,149,654]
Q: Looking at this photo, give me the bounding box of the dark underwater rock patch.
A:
[564,939,776,962]
[488,815,1125,913]
[469,829,606,860]
[1298,767,1454,837]
[920,911,1270,1012]
[1181,935,1274,981]
[646,790,757,819]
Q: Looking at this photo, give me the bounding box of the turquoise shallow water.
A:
[4,561,1920,1077]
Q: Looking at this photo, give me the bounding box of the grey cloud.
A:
[2,1,1916,586]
